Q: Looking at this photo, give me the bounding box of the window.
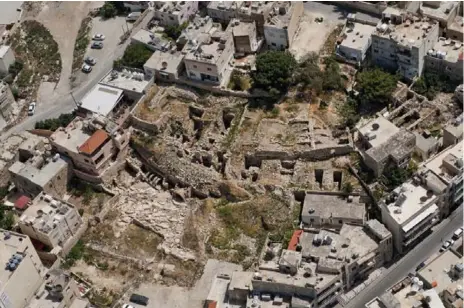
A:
[95,153,105,165]
[271,42,276,46]
[193,65,197,69]
[207,67,212,71]
[84,159,90,163]
[374,49,379,53]
[310,218,314,222]
[339,220,343,224]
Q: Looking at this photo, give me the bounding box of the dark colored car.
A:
[129,294,149,306]
[91,41,103,49]
[416,262,426,271]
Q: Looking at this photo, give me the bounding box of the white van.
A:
[126,12,141,22]
[452,227,463,240]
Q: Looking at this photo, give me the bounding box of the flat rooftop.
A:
[340,22,375,50]
[0,2,23,25]
[384,181,439,226]
[365,219,391,240]
[417,250,463,294]
[131,29,172,49]
[302,193,365,221]
[367,129,415,162]
[208,1,243,11]
[238,1,274,15]
[359,116,400,148]
[421,1,460,21]
[429,38,464,64]
[228,19,255,37]
[206,276,230,304]
[374,18,437,48]
[99,69,152,95]
[144,50,184,75]
[443,114,463,138]
[424,140,463,184]
[265,2,295,28]
[184,32,232,63]
[393,283,444,308]
[9,156,68,187]
[51,118,91,154]
[0,229,33,285]
[448,16,464,35]
[27,270,74,308]
[178,15,217,44]
[79,84,123,116]
[365,292,400,308]
[300,226,379,263]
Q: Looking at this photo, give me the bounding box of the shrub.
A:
[253,51,296,96]
[356,69,398,107]
[35,112,76,131]
[115,43,153,69]
[100,2,117,19]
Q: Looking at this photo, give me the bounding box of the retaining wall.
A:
[332,1,387,16]
[60,218,89,257]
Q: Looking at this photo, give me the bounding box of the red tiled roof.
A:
[15,195,31,210]
[78,129,109,155]
[287,230,303,251]
[207,302,217,308]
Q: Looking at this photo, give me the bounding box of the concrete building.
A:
[337,20,376,64]
[417,140,463,217]
[8,154,71,199]
[371,8,439,80]
[420,1,460,34]
[443,114,463,148]
[183,30,234,85]
[176,15,220,48]
[236,1,275,37]
[414,130,440,161]
[143,50,184,82]
[130,29,174,52]
[301,193,366,229]
[50,115,131,181]
[0,81,16,121]
[442,282,464,308]
[447,16,464,41]
[379,180,440,254]
[263,1,303,50]
[357,116,416,177]
[99,68,153,101]
[123,1,151,12]
[207,1,243,24]
[154,1,198,27]
[0,45,15,74]
[417,250,463,295]
[424,37,464,82]
[299,221,393,290]
[0,229,46,308]
[226,19,259,54]
[76,84,123,118]
[18,192,83,250]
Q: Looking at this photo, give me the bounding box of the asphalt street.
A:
[304,1,380,24]
[0,10,152,141]
[344,205,463,307]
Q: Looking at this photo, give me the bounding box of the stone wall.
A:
[60,218,89,257]
[73,168,103,184]
[332,1,387,16]
[95,194,120,223]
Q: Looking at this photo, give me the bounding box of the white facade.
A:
[337,22,375,63]
[154,1,198,27]
[264,2,303,50]
[18,193,83,249]
[0,45,15,74]
[371,8,439,80]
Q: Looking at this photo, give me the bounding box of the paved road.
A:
[304,1,380,24]
[1,11,152,141]
[344,206,463,307]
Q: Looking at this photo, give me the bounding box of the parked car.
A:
[129,293,149,306]
[82,64,92,73]
[440,241,452,252]
[452,227,463,240]
[92,33,105,41]
[416,262,426,271]
[91,42,103,49]
[85,56,97,66]
[126,12,141,22]
[28,102,36,116]
[122,304,134,308]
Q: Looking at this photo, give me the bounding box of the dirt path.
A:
[26,2,98,98]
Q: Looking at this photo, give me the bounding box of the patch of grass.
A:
[72,16,92,71]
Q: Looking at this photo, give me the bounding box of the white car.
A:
[28,102,36,116]
[452,227,463,240]
[92,33,105,41]
[82,64,92,73]
[440,241,452,252]
[122,304,135,308]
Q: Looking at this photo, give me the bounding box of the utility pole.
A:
[70,92,79,108]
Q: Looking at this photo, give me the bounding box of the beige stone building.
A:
[154,1,198,27]
[0,45,15,74]
[226,19,259,54]
[420,1,460,35]
[447,16,464,41]
[183,30,234,85]
[50,115,131,182]
[424,37,463,82]
[263,1,303,50]
[18,192,83,250]
[236,1,275,37]
[207,1,243,24]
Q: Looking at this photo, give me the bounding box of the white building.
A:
[263,1,303,50]
[226,19,260,54]
[207,1,243,24]
[424,37,463,82]
[371,8,439,80]
[0,229,46,308]
[337,20,376,64]
[18,192,83,250]
[154,1,198,27]
[0,45,15,74]
[420,1,460,34]
[130,29,174,52]
[379,181,440,254]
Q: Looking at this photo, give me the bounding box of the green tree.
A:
[108,1,127,14]
[35,112,75,131]
[294,52,323,95]
[338,97,360,128]
[382,165,411,190]
[164,22,189,40]
[356,69,398,107]
[342,182,354,194]
[412,73,459,100]
[100,2,117,19]
[322,56,344,91]
[253,51,296,96]
[116,43,153,69]
[0,205,14,230]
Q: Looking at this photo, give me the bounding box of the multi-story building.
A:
[131,29,174,52]
[183,30,234,85]
[337,19,376,64]
[207,1,243,25]
[447,16,464,41]
[8,154,71,199]
[123,1,151,12]
[420,1,460,34]
[50,115,131,182]
[226,19,259,54]
[143,50,185,82]
[176,15,220,49]
[301,193,366,229]
[379,180,440,254]
[263,1,303,50]
[424,37,463,81]
[154,1,198,27]
[0,229,46,308]
[236,1,275,37]
[443,114,463,148]
[357,116,416,177]
[371,8,439,80]
[0,45,15,74]
[0,81,15,122]
[443,282,464,308]
[18,192,83,250]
